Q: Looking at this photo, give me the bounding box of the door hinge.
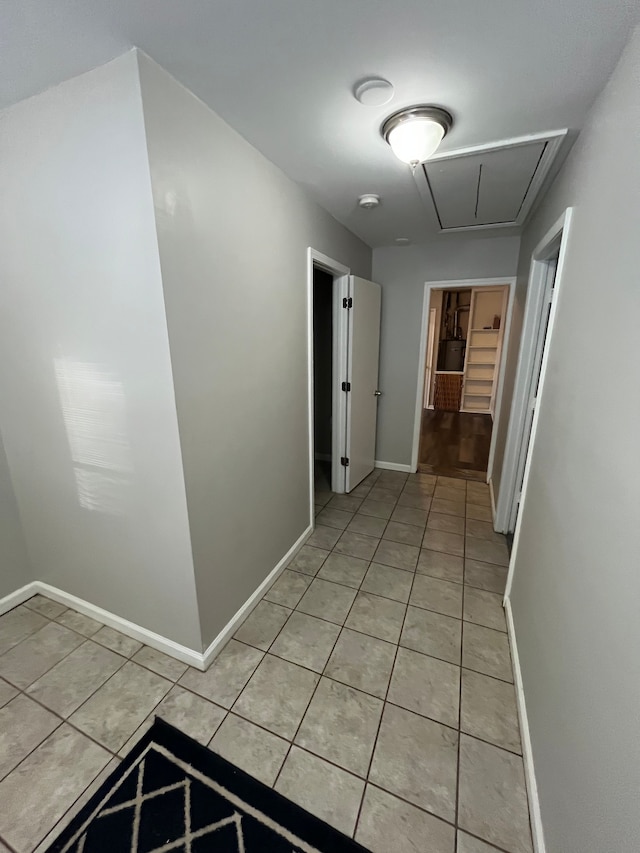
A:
[341,381,351,392]
[340,456,350,467]
[342,297,353,309]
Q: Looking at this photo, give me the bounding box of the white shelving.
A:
[461,289,508,415]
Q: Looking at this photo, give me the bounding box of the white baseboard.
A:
[488,477,497,525]
[0,524,313,673]
[504,596,546,853]
[200,523,313,669]
[374,460,413,473]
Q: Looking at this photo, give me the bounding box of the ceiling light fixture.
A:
[358,194,380,209]
[381,106,453,169]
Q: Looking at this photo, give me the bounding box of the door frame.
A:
[307,248,350,524]
[495,208,573,535]
[410,277,516,487]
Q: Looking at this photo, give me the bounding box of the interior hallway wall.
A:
[371,235,520,466]
[509,28,640,853]
[137,53,371,648]
[0,435,31,597]
[0,52,201,649]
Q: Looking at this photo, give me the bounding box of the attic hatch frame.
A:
[413,129,568,233]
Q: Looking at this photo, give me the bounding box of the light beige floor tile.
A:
[0,622,84,689]
[461,669,521,753]
[287,545,329,576]
[373,540,420,571]
[270,611,340,672]
[465,537,509,567]
[430,498,465,518]
[55,610,102,638]
[315,507,354,530]
[295,677,383,776]
[369,703,458,821]
[361,563,413,603]
[345,591,406,643]
[275,746,365,836]
[434,486,467,503]
[457,830,505,852]
[421,529,464,557]
[348,513,388,538]
[464,560,509,594]
[356,784,455,853]
[427,512,465,535]
[465,519,503,542]
[131,645,189,681]
[179,639,263,708]
[264,569,312,608]
[317,553,369,588]
[401,606,462,665]
[210,713,289,786]
[437,476,466,491]
[407,472,437,486]
[0,678,18,708]
[233,654,319,739]
[233,600,291,651]
[390,505,428,527]
[410,575,463,618]
[92,625,143,658]
[328,494,364,513]
[388,647,460,728]
[466,503,493,522]
[463,587,507,632]
[465,489,491,508]
[368,488,400,505]
[334,530,379,561]
[0,694,60,782]
[296,578,357,624]
[397,492,432,511]
[417,549,464,584]
[23,595,67,620]
[120,686,226,754]
[358,498,395,520]
[306,524,342,550]
[70,661,171,751]
[0,606,48,657]
[462,623,513,682]
[325,628,396,699]
[26,640,124,717]
[458,734,533,853]
[383,521,424,547]
[0,724,110,853]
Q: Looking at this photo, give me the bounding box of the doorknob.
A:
[374,390,382,396]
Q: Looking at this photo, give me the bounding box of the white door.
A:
[509,258,557,529]
[344,276,382,492]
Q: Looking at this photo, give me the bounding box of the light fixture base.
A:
[358,194,381,210]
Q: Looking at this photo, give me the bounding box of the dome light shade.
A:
[382,107,453,167]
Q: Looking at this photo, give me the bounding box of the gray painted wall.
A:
[509,29,640,853]
[137,53,371,648]
[372,236,521,466]
[0,52,201,649]
[0,435,31,597]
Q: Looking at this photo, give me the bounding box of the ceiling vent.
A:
[414,131,567,232]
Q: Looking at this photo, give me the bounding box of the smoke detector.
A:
[358,194,380,210]
[353,78,395,106]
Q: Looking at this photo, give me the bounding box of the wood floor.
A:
[418,409,492,481]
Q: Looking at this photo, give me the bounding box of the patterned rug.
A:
[46,719,367,852]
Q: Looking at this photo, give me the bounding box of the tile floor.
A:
[0,469,531,853]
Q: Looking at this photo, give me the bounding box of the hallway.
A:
[419,410,493,480]
[0,470,530,853]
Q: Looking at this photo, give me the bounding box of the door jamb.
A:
[495,208,573,535]
[410,277,516,486]
[307,249,350,527]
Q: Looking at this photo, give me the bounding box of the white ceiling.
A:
[2,0,638,247]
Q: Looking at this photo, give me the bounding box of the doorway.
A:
[312,268,334,495]
[411,277,516,487]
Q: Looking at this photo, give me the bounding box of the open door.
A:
[344,275,382,492]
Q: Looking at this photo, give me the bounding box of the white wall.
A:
[509,29,640,853]
[137,53,372,648]
[0,52,201,649]
[0,435,31,597]
[372,235,520,465]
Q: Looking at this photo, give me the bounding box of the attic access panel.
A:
[417,132,566,232]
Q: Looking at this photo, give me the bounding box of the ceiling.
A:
[2,1,638,248]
